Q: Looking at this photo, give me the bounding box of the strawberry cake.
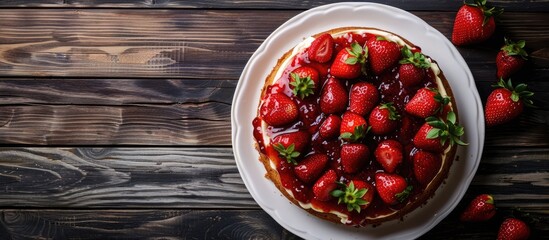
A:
[252,27,467,226]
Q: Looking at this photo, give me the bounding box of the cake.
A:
[252,27,467,226]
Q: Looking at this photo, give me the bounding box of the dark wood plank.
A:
[0,147,257,208]
[0,209,299,240]
[0,78,547,146]
[0,147,546,210]
[0,209,546,240]
[0,0,547,11]
[0,10,547,79]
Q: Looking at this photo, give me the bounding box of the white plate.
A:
[231,2,484,239]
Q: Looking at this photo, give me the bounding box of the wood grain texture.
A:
[0,0,548,11]
[0,79,547,146]
[0,209,546,240]
[0,10,548,79]
[0,147,257,208]
[0,147,546,211]
[0,209,300,240]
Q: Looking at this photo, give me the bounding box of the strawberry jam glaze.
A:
[253,32,442,225]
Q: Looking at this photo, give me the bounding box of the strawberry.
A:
[320,77,348,114]
[366,36,401,75]
[293,153,329,183]
[485,78,534,127]
[413,150,442,186]
[330,42,366,79]
[451,0,502,46]
[375,172,412,205]
[307,33,335,63]
[349,82,379,116]
[319,114,341,139]
[340,111,369,142]
[405,88,450,119]
[459,194,496,222]
[398,46,431,88]
[374,139,403,173]
[369,102,400,135]
[497,218,531,240]
[289,66,320,99]
[306,62,330,81]
[496,38,528,80]
[313,169,338,201]
[413,111,467,152]
[272,130,310,165]
[260,93,298,127]
[331,180,374,212]
[340,143,369,174]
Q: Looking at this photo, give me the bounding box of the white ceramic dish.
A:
[231,2,484,239]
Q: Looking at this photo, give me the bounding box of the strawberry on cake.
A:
[252,27,467,226]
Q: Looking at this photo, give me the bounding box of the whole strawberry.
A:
[349,82,379,116]
[272,130,310,165]
[375,172,412,205]
[497,218,531,240]
[485,78,534,127]
[313,169,338,201]
[413,111,468,152]
[260,93,298,127]
[330,42,366,79]
[319,114,341,139]
[460,194,496,222]
[452,0,503,46]
[320,77,348,114]
[331,180,374,212]
[289,66,320,99]
[340,143,369,174]
[497,38,528,80]
[413,150,441,186]
[293,153,329,183]
[405,88,450,119]
[369,102,400,135]
[366,37,401,75]
[340,111,368,142]
[398,46,431,88]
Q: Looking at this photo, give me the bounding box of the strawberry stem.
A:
[273,143,300,165]
[395,185,413,203]
[289,72,315,99]
[501,38,528,59]
[426,111,468,146]
[399,46,431,68]
[492,78,534,107]
[331,181,368,213]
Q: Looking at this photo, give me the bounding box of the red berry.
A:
[260,93,298,127]
[313,169,338,201]
[413,122,448,152]
[293,153,329,183]
[341,143,369,174]
[307,33,335,63]
[369,102,400,135]
[451,1,501,46]
[497,218,531,240]
[366,37,401,75]
[319,114,341,139]
[485,79,533,127]
[405,88,449,119]
[320,77,348,114]
[375,172,412,205]
[289,66,320,99]
[330,42,366,79]
[413,150,441,186]
[398,46,431,88]
[271,130,310,164]
[374,140,403,173]
[460,194,496,222]
[349,82,379,116]
[340,111,368,142]
[496,38,527,79]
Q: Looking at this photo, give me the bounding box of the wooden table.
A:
[0,1,547,239]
